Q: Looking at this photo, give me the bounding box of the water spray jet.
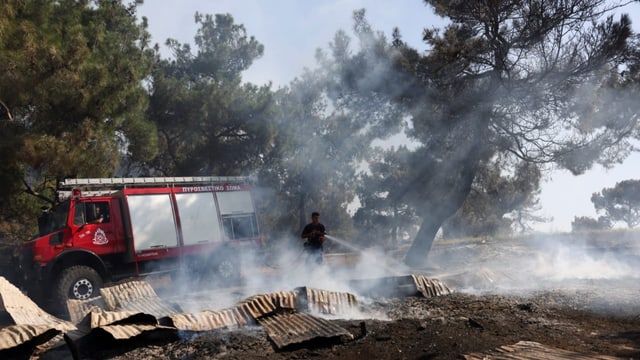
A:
[324,234,404,276]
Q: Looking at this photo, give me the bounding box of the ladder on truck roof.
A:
[59,176,250,189]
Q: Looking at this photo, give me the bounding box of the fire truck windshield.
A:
[38,200,70,236]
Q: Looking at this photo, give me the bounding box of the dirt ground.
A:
[25,233,639,359]
[54,290,637,360]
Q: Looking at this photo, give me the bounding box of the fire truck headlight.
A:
[33,254,43,262]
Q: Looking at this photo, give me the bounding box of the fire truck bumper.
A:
[12,250,46,300]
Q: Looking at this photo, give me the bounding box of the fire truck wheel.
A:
[215,254,241,285]
[55,265,103,302]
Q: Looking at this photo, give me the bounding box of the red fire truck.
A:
[12,176,263,308]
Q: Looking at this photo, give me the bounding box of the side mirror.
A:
[49,232,63,245]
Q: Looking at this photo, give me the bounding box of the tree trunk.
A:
[404,216,442,267]
[403,116,488,267]
[403,183,473,267]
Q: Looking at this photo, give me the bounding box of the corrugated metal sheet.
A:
[349,275,451,298]
[295,287,358,315]
[67,296,107,324]
[100,280,159,309]
[99,280,180,317]
[80,309,157,329]
[94,324,175,340]
[169,308,247,331]
[168,291,298,331]
[411,275,452,297]
[0,325,60,351]
[236,291,297,319]
[270,290,297,310]
[235,294,279,319]
[258,312,353,349]
[462,340,619,360]
[0,277,76,332]
[2,275,456,355]
[115,297,180,318]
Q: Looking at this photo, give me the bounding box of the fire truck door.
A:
[74,200,116,254]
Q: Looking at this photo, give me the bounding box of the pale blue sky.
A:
[139,0,640,232]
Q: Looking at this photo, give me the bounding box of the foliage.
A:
[140,13,274,176]
[443,161,542,238]
[353,146,419,247]
[2,1,639,255]
[327,2,639,266]
[571,216,612,232]
[591,179,640,228]
[0,0,156,242]
[256,70,361,240]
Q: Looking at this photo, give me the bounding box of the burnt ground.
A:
[24,232,640,359]
[53,288,640,359]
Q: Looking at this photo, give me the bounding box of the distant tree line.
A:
[1,1,639,266]
[572,179,640,231]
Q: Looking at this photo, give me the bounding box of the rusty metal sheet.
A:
[99,280,180,317]
[114,297,180,318]
[94,324,176,340]
[349,275,451,298]
[258,312,353,349]
[0,324,60,351]
[462,340,619,359]
[264,290,297,312]
[100,280,160,309]
[0,276,76,332]
[295,287,358,315]
[168,308,247,331]
[79,309,158,329]
[411,275,452,298]
[168,291,297,331]
[236,290,296,319]
[67,296,107,324]
[235,294,279,319]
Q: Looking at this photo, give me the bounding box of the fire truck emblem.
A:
[92,228,109,245]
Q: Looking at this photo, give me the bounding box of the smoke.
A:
[426,230,640,314]
[157,232,414,321]
[531,242,634,281]
[524,232,640,282]
[141,2,640,321]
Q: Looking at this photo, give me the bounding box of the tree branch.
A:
[0,100,14,122]
[23,179,55,204]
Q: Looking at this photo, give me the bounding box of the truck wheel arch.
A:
[49,250,108,283]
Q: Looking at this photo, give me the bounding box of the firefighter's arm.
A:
[301,229,318,239]
[89,216,103,224]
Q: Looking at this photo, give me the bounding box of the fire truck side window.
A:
[216,191,258,240]
[74,202,110,225]
[86,202,110,224]
[222,214,258,239]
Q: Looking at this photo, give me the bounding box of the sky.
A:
[138,0,640,233]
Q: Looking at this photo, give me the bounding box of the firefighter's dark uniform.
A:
[301,222,325,265]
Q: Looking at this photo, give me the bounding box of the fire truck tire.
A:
[55,265,103,303]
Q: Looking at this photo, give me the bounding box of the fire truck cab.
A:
[12,176,262,308]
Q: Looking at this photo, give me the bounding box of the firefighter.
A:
[301,212,326,265]
[89,205,105,224]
